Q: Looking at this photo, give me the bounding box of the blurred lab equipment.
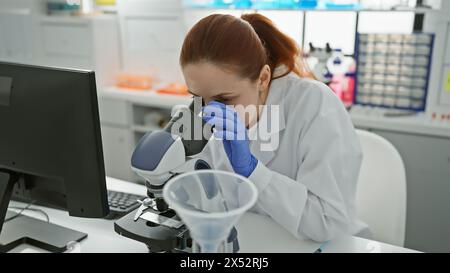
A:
[211,0,235,8]
[358,0,416,10]
[306,42,333,83]
[47,0,116,15]
[297,0,318,8]
[323,0,360,9]
[156,83,190,96]
[115,72,154,90]
[95,0,116,5]
[94,0,117,13]
[214,0,255,8]
[256,0,317,9]
[197,0,312,9]
[355,33,434,111]
[46,1,80,15]
[252,0,283,9]
[327,49,356,107]
[391,0,424,10]
[163,170,258,253]
[182,0,212,8]
[79,0,95,14]
[307,43,356,106]
[143,112,168,128]
[234,0,254,8]
[183,0,252,8]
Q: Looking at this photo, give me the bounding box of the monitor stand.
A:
[0,170,87,253]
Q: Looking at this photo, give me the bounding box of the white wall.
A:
[0,0,46,14]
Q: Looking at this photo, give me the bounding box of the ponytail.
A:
[241,13,308,79]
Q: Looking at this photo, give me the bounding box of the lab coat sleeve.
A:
[248,90,360,243]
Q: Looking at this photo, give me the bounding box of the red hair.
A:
[180,13,311,82]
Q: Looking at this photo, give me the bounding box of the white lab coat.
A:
[195,71,369,243]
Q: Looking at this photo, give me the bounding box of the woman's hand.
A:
[202,101,258,178]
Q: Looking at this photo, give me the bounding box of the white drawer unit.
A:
[34,15,120,88]
[120,16,184,84]
[125,18,182,52]
[0,10,34,64]
[41,22,92,58]
[98,98,130,126]
[117,0,185,84]
[101,125,134,181]
[0,0,45,14]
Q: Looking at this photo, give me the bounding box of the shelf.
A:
[38,14,117,23]
[350,106,450,138]
[185,7,436,13]
[98,86,192,109]
[132,124,162,133]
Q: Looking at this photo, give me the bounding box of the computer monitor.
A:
[0,62,109,252]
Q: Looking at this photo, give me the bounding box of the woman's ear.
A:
[258,65,271,91]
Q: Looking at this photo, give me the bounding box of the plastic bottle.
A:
[327,49,355,106]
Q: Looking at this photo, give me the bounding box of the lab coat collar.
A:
[247,74,287,165]
[248,72,287,137]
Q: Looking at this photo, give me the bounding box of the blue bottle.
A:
[234,0,253,8]
[297,0,318,9]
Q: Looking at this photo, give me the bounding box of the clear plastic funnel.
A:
[162,170,258,253]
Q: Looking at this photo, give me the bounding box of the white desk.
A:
[6,177,420,253]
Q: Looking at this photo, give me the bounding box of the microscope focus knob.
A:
[156,198,169,212]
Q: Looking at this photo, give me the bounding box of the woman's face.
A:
[182,62,270,127]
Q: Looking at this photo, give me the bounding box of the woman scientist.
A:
[180,13,368,242]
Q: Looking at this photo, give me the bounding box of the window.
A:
[358,11,415,34]
[304,11,357,55]
[256,10,304,46]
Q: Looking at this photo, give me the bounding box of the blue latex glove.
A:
[202,101,258,178]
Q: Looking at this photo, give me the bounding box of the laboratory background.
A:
[0,0,450,254]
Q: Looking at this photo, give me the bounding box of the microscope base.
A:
[114,207,240,253]
[114,207,190,253]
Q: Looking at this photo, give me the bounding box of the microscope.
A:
[114,97,239,253]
